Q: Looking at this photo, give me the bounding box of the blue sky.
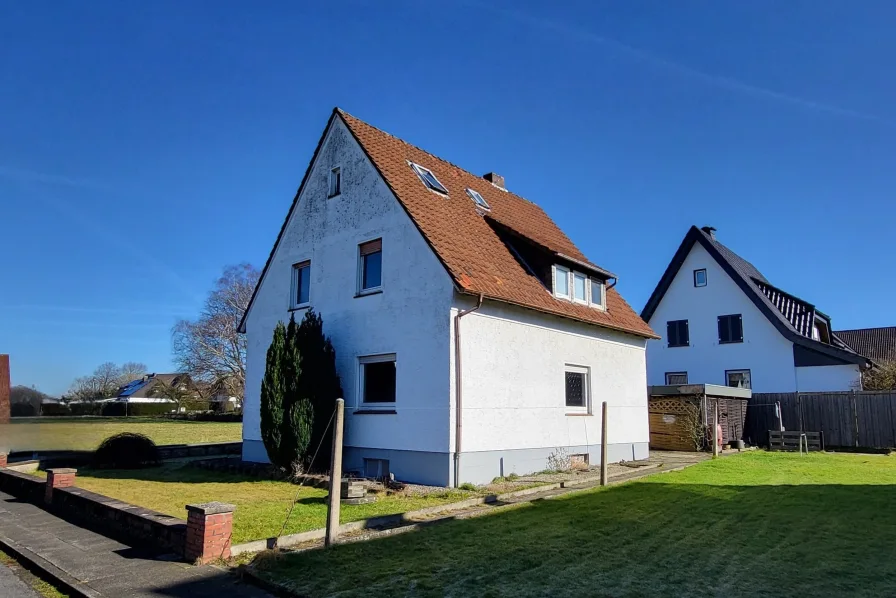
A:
[2,1,894,395]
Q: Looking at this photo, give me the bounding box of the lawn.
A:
[4,417,241,451]
[40,463,473,544]
[252,452,896,597]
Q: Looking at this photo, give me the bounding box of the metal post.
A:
[600,401,608,486]
[325,399,345,547]
[712,399,719,458]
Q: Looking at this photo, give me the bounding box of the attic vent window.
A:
[466,188,490,210]
[410,162,448,195]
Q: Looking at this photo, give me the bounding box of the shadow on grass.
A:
[75,463,270,485]
[252,481,896,597]
[295,496,326,506]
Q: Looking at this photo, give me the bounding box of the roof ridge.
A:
[834,326,896,333]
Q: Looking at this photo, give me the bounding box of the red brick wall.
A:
[0,354,9,424]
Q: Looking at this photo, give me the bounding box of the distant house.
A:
[238,108,657,486]
[835,327,896,364]
[641,226,870,392]
[114,373,191,404]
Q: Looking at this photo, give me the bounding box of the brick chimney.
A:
[0,355,9,425]
[701,226,717,239]
[483,172,505,189]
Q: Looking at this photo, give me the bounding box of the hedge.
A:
[36,402,179,417]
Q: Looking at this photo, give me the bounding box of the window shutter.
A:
[735,315,743,342]
[360,239,382,256]
[718,316,725,343]
[667,321,677,347]
[682,320,689,346]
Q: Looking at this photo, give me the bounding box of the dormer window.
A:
[466,188,490,210]
[410,162,448,195]
[552,265,606,310]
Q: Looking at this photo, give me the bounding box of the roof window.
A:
[465,188,490,210]
[410,162,448,195]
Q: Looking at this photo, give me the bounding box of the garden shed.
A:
[647,384,751,451]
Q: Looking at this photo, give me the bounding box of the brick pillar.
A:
[184,502,236,564]
[0,453,7,468]
[0,354,9,425]
[45,468,77,505]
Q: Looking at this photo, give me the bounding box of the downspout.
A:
[454,293,484,487]
[607,277,618,291]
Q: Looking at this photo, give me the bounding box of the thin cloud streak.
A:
[469,2,896,129]
[0,165,110,191]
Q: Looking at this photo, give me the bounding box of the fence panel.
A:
[750,391,896,450]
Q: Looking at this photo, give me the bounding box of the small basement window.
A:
[291,261,311,309]
[665,371,688,385]
[328,166,341,198]
[726,369,751,389]
[360,354,396,406]
[694,269,707,287]
[465,188,490,210]
[564,365,590,414]
[410,162,448,195]
[364,458,390,481]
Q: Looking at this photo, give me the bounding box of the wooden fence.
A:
[744,391,896,449]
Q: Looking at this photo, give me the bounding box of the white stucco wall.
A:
[795,364,861,392]
[242,118,456,459]
[645,243,799,392]
[455,298,648,464]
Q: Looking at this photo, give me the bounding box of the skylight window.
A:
[410,162,448,195]
[465,188,490,210]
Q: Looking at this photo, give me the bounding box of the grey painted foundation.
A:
[243,439,649,487]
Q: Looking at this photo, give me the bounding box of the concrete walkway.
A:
[0,562,40,598]
[0,491,270,598]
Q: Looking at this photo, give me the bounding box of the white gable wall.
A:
[645,243,798,392]
[242,118,456,483]
[796,364,861,392]
[454,297,649,483]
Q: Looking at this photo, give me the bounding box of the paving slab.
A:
[0,561,40,598]
[0,491,270,597]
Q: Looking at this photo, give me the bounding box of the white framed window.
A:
[694,268,707,287]
[358,238,383,294]
[553,265,570,299]
[573,272,587,304]
[564,365,591,414]
[409,162,449,195]
[290,261,311,309]
[465,188,490,210]
[359,354,397,408]
[726,369,751,389]
[328,166,341,198]
[665,371,688,385]
[590,279,605,309]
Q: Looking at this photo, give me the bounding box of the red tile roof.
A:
[338,109,656,339]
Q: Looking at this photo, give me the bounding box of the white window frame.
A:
[665,371,688,385]
[589,278,606,310]
[358,353,397,410]
[409,161,449,195]
[357,238,383,295]
[726,369,752,389]
[290,260,311,310]
[328,166,341,198]
[694,268,707,287]
[465,188,490,210]
[564,364,591,414]
[553,265,571,299]
[572,272,588,304]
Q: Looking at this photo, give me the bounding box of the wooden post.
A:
[712,399,719,458]
[600,401,608,486]
[325,398,345,547]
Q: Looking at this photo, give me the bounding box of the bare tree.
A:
[172,263,259,401]
[118,362,148,384]
[149,376,203,412]
[862,360,896,391]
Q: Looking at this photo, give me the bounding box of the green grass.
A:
[45,463,473,544]
[5,417,241,451]
[252,452,896,597]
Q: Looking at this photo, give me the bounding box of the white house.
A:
[640,226,870,393]
[238,108,658,486]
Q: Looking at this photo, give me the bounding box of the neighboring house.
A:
[239,108,657,486]
[641,226,870,393]
[834,327,896,364]
[114,373,191,403]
